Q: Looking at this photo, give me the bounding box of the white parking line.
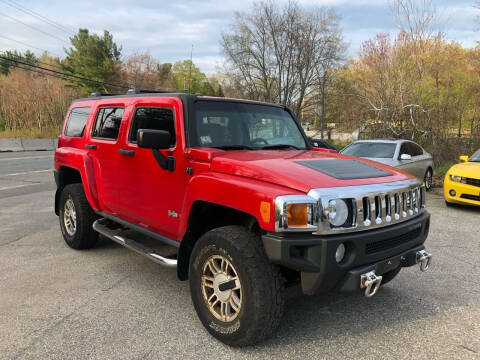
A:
[0,155,52,161]
[1,169,53,177]
[0,184,33,191]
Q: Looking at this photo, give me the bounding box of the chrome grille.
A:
[358,188,421,229]
[308,179,426,235]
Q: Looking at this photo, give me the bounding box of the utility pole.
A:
[188,44,193,93]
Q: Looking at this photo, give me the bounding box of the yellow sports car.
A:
[444,149,480,206]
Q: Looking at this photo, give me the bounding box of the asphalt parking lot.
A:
[0,151,479,359]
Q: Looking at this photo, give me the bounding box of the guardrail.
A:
[0,139,57,152]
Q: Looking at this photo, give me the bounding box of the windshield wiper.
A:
[259,144,301,150]
[212,145,255,150]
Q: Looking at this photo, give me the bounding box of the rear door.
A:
[396,141,417,177]
[408,142,429,179]
[85,103,126,214]
[113,98,187,240]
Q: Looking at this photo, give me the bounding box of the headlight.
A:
[449,175,466,183]
[275,195,317,232]
[327,199,349,227]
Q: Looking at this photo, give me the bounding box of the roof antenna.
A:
[188,44,193,94]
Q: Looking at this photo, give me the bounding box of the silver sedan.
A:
[340,139,434,190]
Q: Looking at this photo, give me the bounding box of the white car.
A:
[341,139,434,190]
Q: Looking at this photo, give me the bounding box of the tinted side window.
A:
[409,142,423,156]
[65,107,90,137]
[92,107,124,140]
[129,107,175,146]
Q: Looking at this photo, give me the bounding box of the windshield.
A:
[191,100,307,150]
[341,142,396,158]
[470,149,480,162]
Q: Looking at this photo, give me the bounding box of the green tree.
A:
[172,60,213,94]
[60,29,122,94]
[0,50,37,75]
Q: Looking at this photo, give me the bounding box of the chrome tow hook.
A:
[416,250,432,272]
[360,271,383,298]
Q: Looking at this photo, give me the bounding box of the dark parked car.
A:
[309,137,337,151]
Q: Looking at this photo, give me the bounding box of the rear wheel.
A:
[424,169,433,191]
[189,226,284,347]
[59,183,98,249]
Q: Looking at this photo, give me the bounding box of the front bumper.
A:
[262,211,430,295]
[444,178,480,206]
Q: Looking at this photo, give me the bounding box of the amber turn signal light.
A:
[287,203,308,226]
[260,201,271,223]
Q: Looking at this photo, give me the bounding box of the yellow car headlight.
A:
[449,175,467,184]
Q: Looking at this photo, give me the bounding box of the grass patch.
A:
[0,126,60,139]
[435,162,455,176]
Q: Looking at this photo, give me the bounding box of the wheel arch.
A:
[55,165,98,215]
[177,201,259,281]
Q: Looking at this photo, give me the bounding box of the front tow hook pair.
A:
[360,271,383,298]
[416,250,432,272]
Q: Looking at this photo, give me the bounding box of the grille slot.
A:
[460,194,480,202]
[465,177,480,187]
[365,227,422,254]
[385,195,391,217]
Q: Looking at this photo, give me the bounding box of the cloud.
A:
[0,0,477,74]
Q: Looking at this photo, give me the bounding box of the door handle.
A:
[84,144,97,150]
[119,149,135,157]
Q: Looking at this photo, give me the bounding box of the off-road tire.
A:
[59,183,98,249]
[380,267,401,286]
[189,226,284,347]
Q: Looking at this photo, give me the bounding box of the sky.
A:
[0,0,478,74]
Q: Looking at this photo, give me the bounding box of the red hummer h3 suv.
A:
[54,90,432,346]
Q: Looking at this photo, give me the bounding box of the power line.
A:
[0,34,61,56]
[5,61,76,82]
[0,56,130,89]
[0,0,76,36]
[0,11,69,45]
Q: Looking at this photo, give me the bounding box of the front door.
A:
[114,98,186,240]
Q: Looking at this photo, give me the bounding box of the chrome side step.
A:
[92,219,177,268]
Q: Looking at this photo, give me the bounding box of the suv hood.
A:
[192,149,413,193]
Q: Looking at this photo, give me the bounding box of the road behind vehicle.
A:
[54,90,432,346]
[444,149,480,207]
[340,139,434,190]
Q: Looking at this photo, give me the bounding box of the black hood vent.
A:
[295,159,392,180]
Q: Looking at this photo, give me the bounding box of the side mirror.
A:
[400,153,412,161]
[137,129,171,149]
[459,155,469,162]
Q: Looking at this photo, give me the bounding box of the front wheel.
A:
[189,226,284,347]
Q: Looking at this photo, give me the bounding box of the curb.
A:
[0,138,57,152]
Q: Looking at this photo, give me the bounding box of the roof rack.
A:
[89,92,120,98]
[126,88,174,95]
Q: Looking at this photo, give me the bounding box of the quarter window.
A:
[64,107,90,137]
[129,107,175,147]
[91,107,124,140]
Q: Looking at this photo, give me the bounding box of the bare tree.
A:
[220,0,345,119]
